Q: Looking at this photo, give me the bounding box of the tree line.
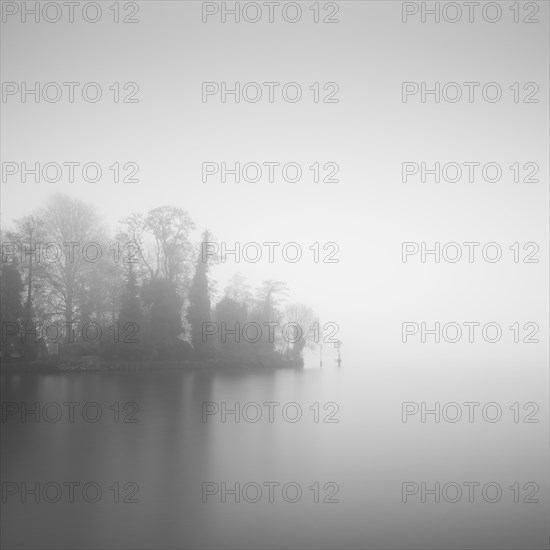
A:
[1,194,317,366]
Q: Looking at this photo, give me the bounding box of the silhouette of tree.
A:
[252,280,288,352]
[119,206,195,291]
[6,216,48,323]
[187,231,213,357]
[0,261,24,357]
[284,304,317,361]
[141,277,184,359]
[38,194,104,341]
[115,262,144,358]
[1,197,319,368]
[214,296,248,359]
[224,272,253,308]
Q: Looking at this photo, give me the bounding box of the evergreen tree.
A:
[116,262,144,358]
[187,232,213,357]
[0,262,24,357]
[141,277,183,359]
[20,298,38,360]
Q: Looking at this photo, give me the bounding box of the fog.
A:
[1,1,549,548]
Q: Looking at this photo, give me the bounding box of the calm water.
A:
[1,365,548,549]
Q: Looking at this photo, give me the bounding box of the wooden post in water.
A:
[335,340,342,367]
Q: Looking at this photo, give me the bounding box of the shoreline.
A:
[0,357,304,373]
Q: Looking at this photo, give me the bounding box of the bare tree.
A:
[224,272,253,308]
[119,206,195,290]
[283,304,318,360]
[38,194,104,341]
